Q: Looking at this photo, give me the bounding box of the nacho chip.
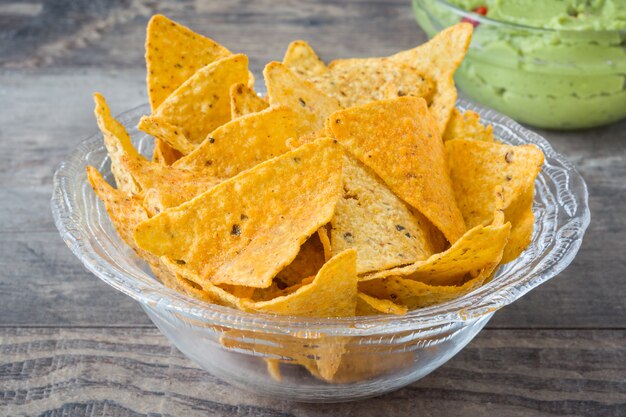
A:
[152,140,183,166]
[264,61,341,133]
[445,139,544,262]
[229,83,269,119]
[356,293,407,315]
[152,54,249,144]
[138,116,195,155]
[274,232,326,288]
[443,108,494,143]
[389,23,473,133]
[240,249,357,317]
[361,220,511,284]
[134,139,343,288]
[315,58,435,108]
[329,97,466,244]
[174,275,243,308]
[331,155,444,274]
[283,40,328,78]
[93,93,140,194]
[317,227,332,261]
[174,106,299,177]
[145,14,232,110]
[119,155,221,215]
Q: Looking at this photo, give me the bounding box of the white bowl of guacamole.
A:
[413,0,626,129]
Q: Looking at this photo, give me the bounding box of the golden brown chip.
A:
[314,58,435,108]
[152,140,183,166]
[152,54,249,144]
[329,97,466,244]
[173,106,299,177]
[445,139,544,262]
[134,138,343,288]
[264,61,341,133]
[331,155,444,274]
[274,232,327,288]
[283,40,328,78]
[240,249,357,317]
[443,108,494,143]
[93,93,140,194]
[229,83,269,119]
[389,23,473,133]
[145,14,232,110]
[356,293,407,315]
[138,116,195,155]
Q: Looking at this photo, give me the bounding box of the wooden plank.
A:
[0,327,624,416]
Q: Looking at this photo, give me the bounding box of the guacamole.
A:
[413,0,626,128]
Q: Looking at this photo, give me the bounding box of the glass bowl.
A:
[413,0,626,129]
[51,100,589,402]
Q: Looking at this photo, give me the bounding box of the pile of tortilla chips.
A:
[87,15,544,382]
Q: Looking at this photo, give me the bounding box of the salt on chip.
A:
[389,23,473,133]
[329,97,466,244]
[174,106,299,178]
[240,249,357,317]
[360,220,511,285]
[152,54,249,144]
[356,293,407,315]
[264,61,341,133]
[119,155,221,215]
[283,40,328,78]
[138,116,195,155]
[93,93,140,194]
[445,139,544,262]
[145,14,232,110]
[229,83,269,119]
[134,138,342,288]
[331,155,443,274]
[315,58,435,108]
[443,108,494,143]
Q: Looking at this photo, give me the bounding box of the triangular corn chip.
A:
[274,233,326,288]
[134,139,343,288]
[152,54,249,144]
[356,293,407,315]
[174,106,299,177]
[152,140,183,166]
[229,83,269,119]
[331,156,444,274]
[264,61,340,133]
[282,40,328,78]
[315,58,435,108]
[389,23,473,133]
[138,116,195,155]
[240,249,357,317]
[445,139,544,262]
[329,97,466,244]
[93,93,140,194]
[443,108,494,143]
[145,14,231,110]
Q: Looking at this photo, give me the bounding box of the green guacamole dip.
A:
[414,0,626,129]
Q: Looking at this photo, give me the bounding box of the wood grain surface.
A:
[0,0,625,415]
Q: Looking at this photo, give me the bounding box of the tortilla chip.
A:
[174,275,244,308]
[134,138,343,288]
[361,220,511,284]
[356,293,407,315]
[320,349,413,384]
[273,232,327,288]
[329,97,466,244]
[317,227,332,261]
[152,140,183,166]
[145,14,232,110]
[230,83,269,119]
[264,61,341,133]
[282,40,328,78]
[138,116,195,155]
[152,54,249,144]
[445,139,544,262]
[173,106,299,177]
[93,93,140,194]
[389,23,473,133]
[443,108,494,143]
[331,155,444,274]
[314,58,435,108]
[119,155,221,215]
[240,249,357,317]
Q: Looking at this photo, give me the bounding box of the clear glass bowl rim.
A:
[51,99,590,337]
[416,0,626,34]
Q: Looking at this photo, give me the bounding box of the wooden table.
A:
[1,1,624,415]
